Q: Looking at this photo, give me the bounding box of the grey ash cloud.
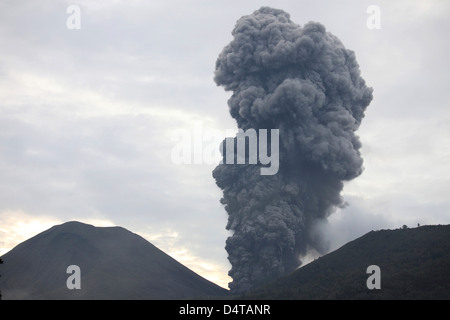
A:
[212,7,373,292]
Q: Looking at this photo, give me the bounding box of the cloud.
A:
[212,6,373,292]
[139,227,231,289]
[0,210,115,255]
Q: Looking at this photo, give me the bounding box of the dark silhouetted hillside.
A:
[0,221,228,299]
[243,225,450,299]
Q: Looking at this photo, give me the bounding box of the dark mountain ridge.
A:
[0,221,227,299]
[242,224,450,299]
[2,222,449,300]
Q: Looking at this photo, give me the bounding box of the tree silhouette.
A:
[0,257,3,300]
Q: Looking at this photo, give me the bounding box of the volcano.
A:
[0,221,227,299]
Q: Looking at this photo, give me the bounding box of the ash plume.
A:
[212,7,373,293]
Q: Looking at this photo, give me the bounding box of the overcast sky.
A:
[0,0,449,289]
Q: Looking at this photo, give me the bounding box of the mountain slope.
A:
[0,221,228,300]
[244,225,450,299]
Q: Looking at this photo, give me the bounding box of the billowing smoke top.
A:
[213,7,373,292]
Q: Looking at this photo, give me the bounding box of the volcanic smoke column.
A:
[213,7,373,292]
